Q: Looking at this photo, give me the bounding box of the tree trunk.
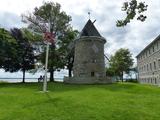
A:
[50,69,54,82]
[22,68,25,83]
[121,72,123,82]
[68,67,72,77]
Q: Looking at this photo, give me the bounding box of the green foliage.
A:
[106,67,115,77]
[0,28,37,82]
[58,28,79,77]
[126,79,138,83]
[117,0,148,27]
[40,45,64,70]
[21,28,43,43]
[0,82,160,120]
[108,48,134,81]
[22,2,71,34]
[0,28,18,72]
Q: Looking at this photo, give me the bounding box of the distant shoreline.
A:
[0,77,63,79]
[0,78,63,83]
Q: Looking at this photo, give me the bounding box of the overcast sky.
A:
[0,0,160,60]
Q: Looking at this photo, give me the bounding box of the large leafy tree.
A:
[108,48,134,81]
[10,28,35,83]
[0,28,18,72]
[22,2,74,81]
[0,28,36,82]
[117,0,148,27]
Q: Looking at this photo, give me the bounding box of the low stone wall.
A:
[63,76,113,84]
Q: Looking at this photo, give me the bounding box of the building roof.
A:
[136,34,160,58]
[80,19,101,37]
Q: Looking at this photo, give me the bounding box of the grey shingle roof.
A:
[80,19,101,37]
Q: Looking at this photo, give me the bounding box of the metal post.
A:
[43,42,49,92]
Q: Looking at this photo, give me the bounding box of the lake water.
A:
[0,78,63,83]
[0,69,67,83]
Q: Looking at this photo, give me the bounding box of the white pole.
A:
[43,17,52,92]
[43,42,49,92]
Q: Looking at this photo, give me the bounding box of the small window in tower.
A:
[91,72,95,77]
[92,59,97,63]
[158,59,160,68]
[154,61,156,70]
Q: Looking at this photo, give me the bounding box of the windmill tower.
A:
[64,19,112,84]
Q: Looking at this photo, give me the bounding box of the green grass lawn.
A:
[0,82,160,120]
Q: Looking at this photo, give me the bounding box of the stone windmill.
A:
[64,19,112,84]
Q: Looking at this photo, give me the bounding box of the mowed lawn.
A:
[0,82,160,120]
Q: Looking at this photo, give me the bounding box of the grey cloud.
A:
[0,11,25,29]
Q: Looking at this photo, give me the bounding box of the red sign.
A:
[44,32,55,44]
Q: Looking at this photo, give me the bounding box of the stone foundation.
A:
[63,76,113,84]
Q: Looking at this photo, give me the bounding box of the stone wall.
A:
[73,36,106,78]
[64,76,113,84]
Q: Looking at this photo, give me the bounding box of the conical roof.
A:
[80,19,101,37]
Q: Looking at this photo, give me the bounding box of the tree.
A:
[108,48,134,82]
[10,28,35,83]
[58,28,79,77]
[117,0,148,27]
[22,2,73,81]
[0,28,18,72]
